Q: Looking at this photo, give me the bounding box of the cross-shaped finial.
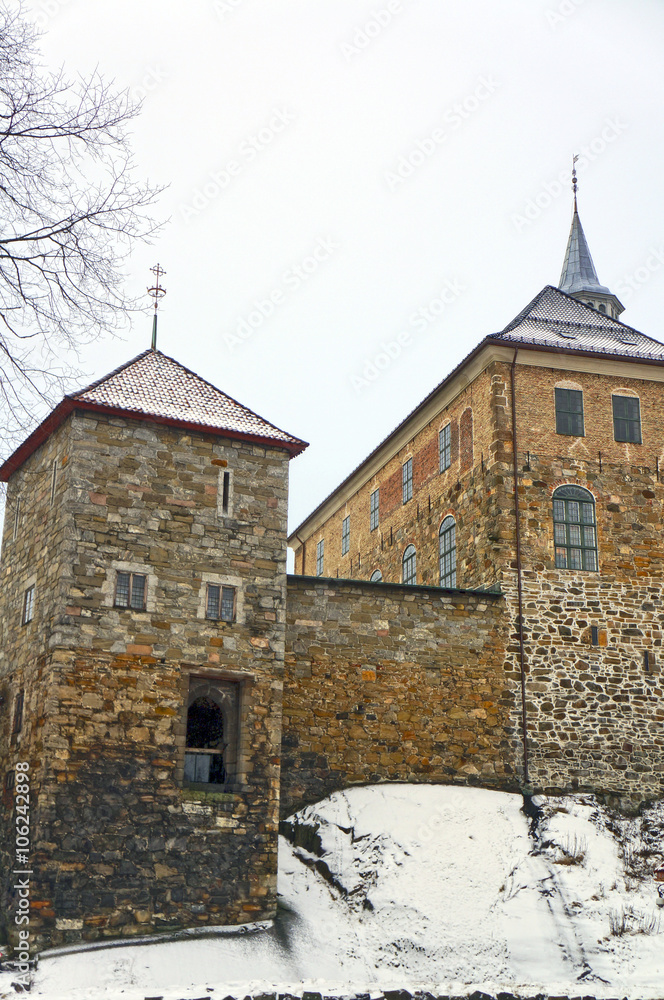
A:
[147,263,167,350]
[572,154,579,210]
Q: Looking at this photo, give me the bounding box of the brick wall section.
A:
[0,410,290,950]
[281,576,514,817]
[295,368,498,590]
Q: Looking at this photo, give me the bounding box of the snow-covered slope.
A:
[3,786,663,1000]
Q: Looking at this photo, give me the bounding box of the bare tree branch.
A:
[0,1,165,449]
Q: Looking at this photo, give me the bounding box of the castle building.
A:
[2,190,664,954]
[288,196,664,804]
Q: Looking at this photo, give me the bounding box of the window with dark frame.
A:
[439,515,457,587]
[22,585,34,625]
[555,388,584,436]
[612,395,642,444]
[553,485,598,571]
[341,515,350,555]
[183,678,240,789]
[402,458,413,503]
[370,489,379,531]
[221,470,231,513]
[644,650,656,673]
[12,690,24,735]
[206,583,236,622]
[439,424,451,472]
[316,539,324,576]
[184,696,227,785]
[370,569,382,583]
[114,571,146,610]
[402,544,416,585]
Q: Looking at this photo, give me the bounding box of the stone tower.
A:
[0,348,306,951]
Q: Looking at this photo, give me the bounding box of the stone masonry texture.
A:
[2,343,664,955]
[281,576,512,817]
[0,409,290,951]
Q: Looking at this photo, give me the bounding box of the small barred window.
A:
[114,572,146,610]
[316,539,324,576]
[206,584,236,622]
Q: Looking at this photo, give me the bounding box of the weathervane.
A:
[147,263,167,350]
[572,153,579,211]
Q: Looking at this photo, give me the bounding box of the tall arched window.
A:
[402,544,416,585]
[184,696,227,785]
[553,485,598,571]
[439,515,457,587]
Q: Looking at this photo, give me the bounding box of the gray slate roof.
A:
[559,208,611,296]
[494,285,664,360]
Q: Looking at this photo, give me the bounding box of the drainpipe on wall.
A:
[294,533,306,575]
[510,349,530,785]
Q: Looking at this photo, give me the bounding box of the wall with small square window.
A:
[197,573,244,624]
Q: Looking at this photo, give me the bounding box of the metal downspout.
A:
[294,533,306,575]
[510,349,530,785]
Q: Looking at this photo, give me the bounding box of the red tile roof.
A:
[0,349,307,480]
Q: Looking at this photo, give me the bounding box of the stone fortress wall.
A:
[0,409,291,950]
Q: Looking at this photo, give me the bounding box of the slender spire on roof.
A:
[147,263,167,350]
[558,162,624,319]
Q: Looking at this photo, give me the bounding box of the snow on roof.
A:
[71,349,307,449]
[0,349,307,480]
[495,285,664,359]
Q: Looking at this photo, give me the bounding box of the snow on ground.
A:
[1,785,663,1000]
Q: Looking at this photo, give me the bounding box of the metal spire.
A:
[558,161,624,318]
[147,263,167,350]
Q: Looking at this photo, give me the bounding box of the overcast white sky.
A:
[29,0,664,537]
